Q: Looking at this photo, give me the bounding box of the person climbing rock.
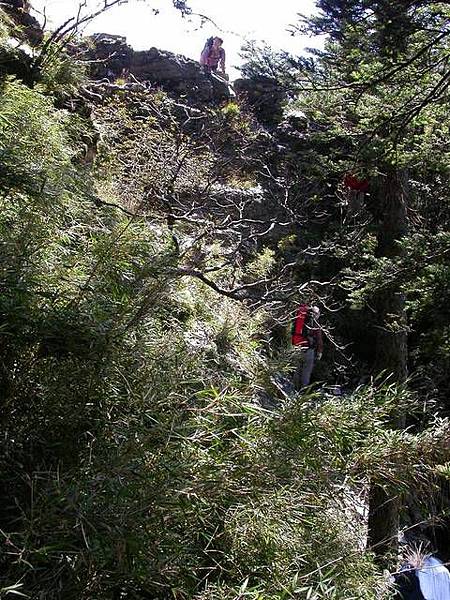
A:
[292,305,323,389]
[200,36,226,75]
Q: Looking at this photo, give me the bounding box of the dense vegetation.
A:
[0,2,449,598]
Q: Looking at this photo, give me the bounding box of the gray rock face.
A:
[85,37,230,104]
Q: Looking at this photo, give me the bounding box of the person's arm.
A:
[200,48,208,65]
[316,329,324,356]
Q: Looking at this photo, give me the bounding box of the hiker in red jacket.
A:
[292,305,323,389]
[200,36,226,74]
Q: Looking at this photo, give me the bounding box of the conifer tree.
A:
[292,0,450,562]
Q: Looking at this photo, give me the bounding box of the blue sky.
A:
[31,0,322,79]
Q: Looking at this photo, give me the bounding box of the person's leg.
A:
[293,357,302,390]
[293,348,305,390]
[301,348,315,387]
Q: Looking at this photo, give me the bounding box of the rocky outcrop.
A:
[0,44,32,82]
[2,0,43,45]
[0,1,38,84]
[84,35,230,104]
[85,34,134,78]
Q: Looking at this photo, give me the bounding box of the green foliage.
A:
[237,1,450,562]
[221,101,241,118]
[0,77,78,191]
[1,9,450,597]
[38,50,87,97]
[278,1,450,387]
[0,69,393,600]
[239,41,306,90]
[245,248,276,279]
[0,9,13,44]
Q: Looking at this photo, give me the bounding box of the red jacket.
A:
[292,305,324,352]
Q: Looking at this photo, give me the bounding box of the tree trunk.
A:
[367,168,408,565]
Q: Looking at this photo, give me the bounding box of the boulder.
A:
[85,34,134,78]
[0,45,32,83]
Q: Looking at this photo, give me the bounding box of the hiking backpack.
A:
[291,304,311,347]
[204,37,214,52]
